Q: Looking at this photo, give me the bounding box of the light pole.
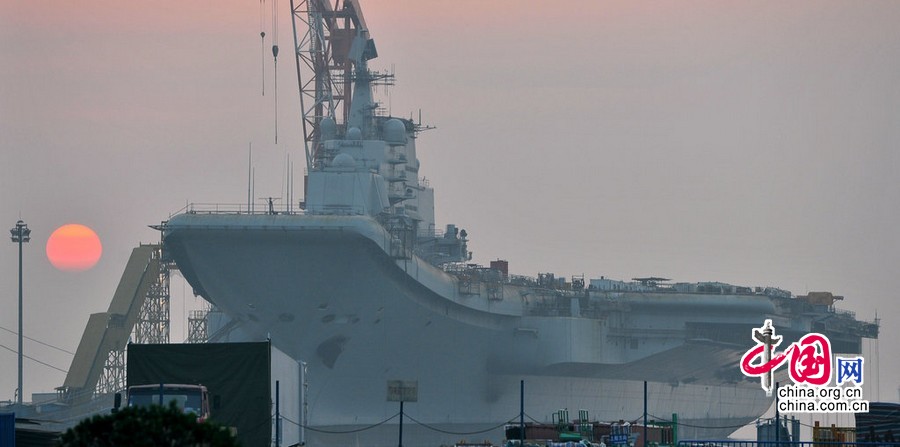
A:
[300,360,308,446]
[10,220,30,405]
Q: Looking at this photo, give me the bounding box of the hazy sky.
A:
[1,0,898,415]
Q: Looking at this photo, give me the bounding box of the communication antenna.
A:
[289,155,294,214]
[247,143,253,212]
[292,159,295,212]
[388,63,394,116]
[285,153,294,214]
[281,149,286,209]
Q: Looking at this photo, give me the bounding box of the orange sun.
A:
[46,224,103,271]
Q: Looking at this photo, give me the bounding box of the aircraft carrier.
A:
[159,1,879,445]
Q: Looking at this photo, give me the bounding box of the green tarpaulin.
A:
[127,342,272,447]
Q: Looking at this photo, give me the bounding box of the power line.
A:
[0,325,75,355]
[0,343,67,374]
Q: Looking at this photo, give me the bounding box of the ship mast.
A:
[289,0,368,170]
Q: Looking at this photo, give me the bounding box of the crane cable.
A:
[260,0,266,96]
[272,0,280,144]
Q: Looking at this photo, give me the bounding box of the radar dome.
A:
[383,119,407,146]
[346,127,363,140]
[331,153,356,168]
[320,117,337,141]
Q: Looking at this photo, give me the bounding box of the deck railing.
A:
[171,202,301,216]
[170,202,367,217]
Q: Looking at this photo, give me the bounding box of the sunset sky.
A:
[1,0,898,426]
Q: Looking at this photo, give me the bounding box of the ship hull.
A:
[164,214,773,446]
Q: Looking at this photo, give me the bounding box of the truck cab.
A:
[126,384,211,422]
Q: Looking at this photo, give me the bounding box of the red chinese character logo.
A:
[789,334,831,385]
[740,320,832,394]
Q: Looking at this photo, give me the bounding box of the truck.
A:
[125,341,300,447]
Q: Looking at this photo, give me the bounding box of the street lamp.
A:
[10,220,30,405]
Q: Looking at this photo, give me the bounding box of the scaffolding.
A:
[94,349,126,395]
[94,255,173,395]
[134,257,171,345]
[62,245,177,400]
[187,309,210,344]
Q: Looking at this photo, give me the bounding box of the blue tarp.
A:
[0,412,14,447]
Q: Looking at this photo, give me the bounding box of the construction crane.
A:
[289,0,374,170]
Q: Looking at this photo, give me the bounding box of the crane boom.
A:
[290,0,370,170]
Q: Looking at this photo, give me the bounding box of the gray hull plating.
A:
[164,213,776,446]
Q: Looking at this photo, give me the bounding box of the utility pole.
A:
[643,381,648,447]
[520,380,525,446]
